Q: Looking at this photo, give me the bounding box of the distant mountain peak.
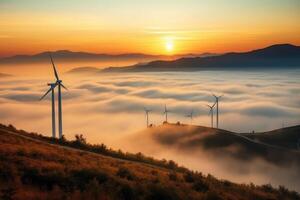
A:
[102,43,300,72]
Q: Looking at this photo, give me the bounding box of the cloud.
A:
[1,93,41,102]
[77,83,111,93]
[0,86,31,92]
[221,86,249,95]
[240,103,297,118]
[132,88,212,102]
[77,83,131,94]
[112,80,159,87]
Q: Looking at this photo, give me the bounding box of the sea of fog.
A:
[1,69,300,190]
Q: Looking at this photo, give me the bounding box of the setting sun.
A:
[165,38,174,53]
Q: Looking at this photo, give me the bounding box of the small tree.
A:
[74,134,87,145]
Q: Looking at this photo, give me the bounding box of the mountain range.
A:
[102,44,300,72]
[0,50,216,65]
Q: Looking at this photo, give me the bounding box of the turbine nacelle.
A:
[47,83,57,88]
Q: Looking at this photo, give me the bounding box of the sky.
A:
[0,0,300,57]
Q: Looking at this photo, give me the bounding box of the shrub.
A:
[192,179,209,192]
[151,170,158,176]
[0,164,14,182]
[261,184,274,193]
[184,172,195,183]
[146,184,179,200]
[84,178,102,200]
[119,183,135,200]
[1,187,16,200]
[168,172,178,181]
[73,134,87,147]
[167,160,177,170]
[116,167,135,181]
[205,191,222,200]
[71,169,108,189]
[222,180,233,187]
[16,149,26,156]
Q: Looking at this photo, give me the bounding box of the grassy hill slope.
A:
[140,123,300,167]
[244,125,300,150]
[0,124,299,200]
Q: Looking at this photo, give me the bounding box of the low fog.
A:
[119,125,300,192]
[0,69,300,191]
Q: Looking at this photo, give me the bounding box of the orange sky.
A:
[0,0,300,57]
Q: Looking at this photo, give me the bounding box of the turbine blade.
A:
[212,102,217,107]
[60,83,68,90]
[40,88,52,100]
[50,54,59,80]
[211,92,217,98]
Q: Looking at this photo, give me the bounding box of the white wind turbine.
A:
[40,83,57,138]
[186,110,194,125]
[212,94,223,129]
[163,104,170,123]
[144,107,151,127]
[206,102,216,128]
[50,54,67,139]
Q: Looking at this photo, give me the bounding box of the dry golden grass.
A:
[0,124,299,200]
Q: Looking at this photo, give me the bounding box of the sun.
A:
[165,38,174,53]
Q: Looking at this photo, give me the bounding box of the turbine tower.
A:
[186,110,194,125]
[206,102,216,128]
[144,107,151,127]
[40,83,57,138]
[164,104,170,123]
[212,94,223,128]
[50,54,67,139]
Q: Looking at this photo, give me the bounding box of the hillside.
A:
[244,125,300,150]
[102,44,300,72]
[130,124,300,167]
[0,124,299,200]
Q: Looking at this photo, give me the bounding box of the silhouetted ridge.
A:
[102,44,300,72]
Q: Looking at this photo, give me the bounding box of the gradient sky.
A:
[0,0,300,57]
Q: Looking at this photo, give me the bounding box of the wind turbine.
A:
[163,104,170,123]
[206,102,216,128]
[50,54,67,139]
[186,110,194,125]
[212,94,223,129]
[144,107,151,127]
[40,83,57,138]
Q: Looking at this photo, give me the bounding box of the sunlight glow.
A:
[165,37,174,53]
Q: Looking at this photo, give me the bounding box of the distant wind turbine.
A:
[144,107,151,127]
[50,54,67,139]
[206,102,216,128]
[163,104,170,123]
[212,93,223,129]
[186,110,194,125]
[40,83,57,138]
